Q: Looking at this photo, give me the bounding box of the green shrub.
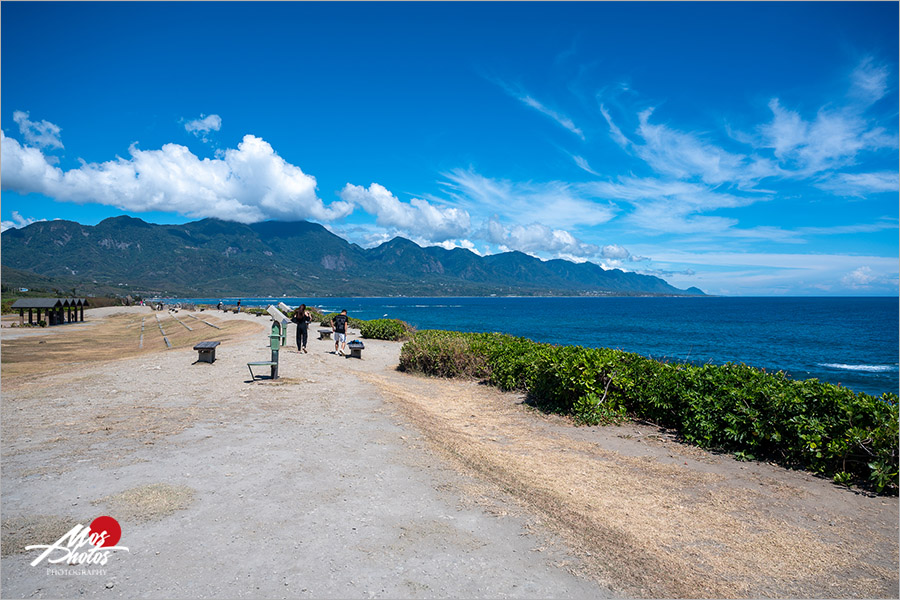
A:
[398,330,490,379]
[398,329,899,494]
[360,318,414,341]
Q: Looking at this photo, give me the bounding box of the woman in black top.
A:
[292,304,311,353]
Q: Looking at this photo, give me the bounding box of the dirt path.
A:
[364,371,899,598]
[2,307,897,598]
[1,307,610,599]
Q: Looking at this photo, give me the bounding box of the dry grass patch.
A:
[1,514,76,557]
[1,312,261,383]
[363,371,899,599]
[94,483,196,523]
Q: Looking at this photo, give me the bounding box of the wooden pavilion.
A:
[11,298,89,326]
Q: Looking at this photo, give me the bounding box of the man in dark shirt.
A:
[332,309,349,355]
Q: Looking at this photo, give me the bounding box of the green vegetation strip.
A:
[314,313,411,342]
[398,330,899,494]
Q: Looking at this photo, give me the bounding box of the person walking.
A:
[332,309,349,356]
[292,304,311,353]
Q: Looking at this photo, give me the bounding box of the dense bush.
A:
[399,330,899,494]
[359,318,414,341]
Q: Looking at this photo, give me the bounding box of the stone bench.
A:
[318,329,332,340]
[347,340,364,359]
[193,341,220,363]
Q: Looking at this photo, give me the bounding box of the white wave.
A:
[818,363,898,373]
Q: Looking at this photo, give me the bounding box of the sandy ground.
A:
[1,307,897,599]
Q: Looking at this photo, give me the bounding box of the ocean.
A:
[165,296,899,397]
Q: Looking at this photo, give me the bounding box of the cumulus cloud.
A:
[13,110,63,150]
[601,243,648,262]
[339,183,470,242]
[841,266,878,288]
[479,217,599,259]
[184,114,222,141]
[0,131,352,224]
[434,239,483,255]
[0,211,45,232]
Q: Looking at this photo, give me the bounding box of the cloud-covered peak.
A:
[340,182,470,242]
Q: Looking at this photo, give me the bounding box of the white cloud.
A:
[0,131,352,224]
[627,248,899,295]
[478,217,599,259]
[841,266,877,288]
[849,57,890,106]
[12,111,63,150]
[433,239,483,255]
[184,114,222,141]
[756,60,897,177]
[635,108,774,186]
[440,168,617,228]
[518,94,585,140]
[339,182,470,242]
[815,171,899,197]
[585,176,763,235]
[599,103,630,149]
[572,155,600,176]
[601,243,647,262]
[494,80,585,140]
[0,211,45,232]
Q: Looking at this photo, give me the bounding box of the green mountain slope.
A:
[1,217,704,297]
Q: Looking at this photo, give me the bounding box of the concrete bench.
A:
[347,340,364,359]
[318,329,332,340]
[193,341,220,363]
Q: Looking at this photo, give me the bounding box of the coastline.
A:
[153,296,899,397]
[2,306,897,598]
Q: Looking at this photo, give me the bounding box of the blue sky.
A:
[2,2,898,296]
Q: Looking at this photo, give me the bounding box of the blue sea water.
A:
[168,296,899,397]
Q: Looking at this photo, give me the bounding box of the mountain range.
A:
[1,216,704,298]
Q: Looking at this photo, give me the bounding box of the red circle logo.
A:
[89,516,122,547]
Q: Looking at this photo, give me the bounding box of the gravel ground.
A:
[1,307,612,599]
